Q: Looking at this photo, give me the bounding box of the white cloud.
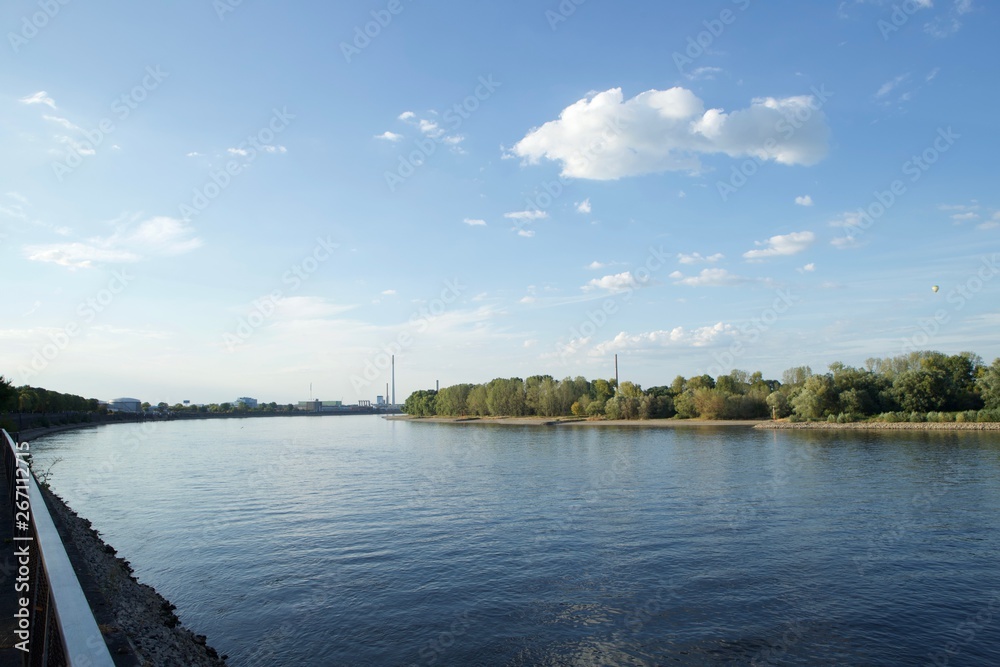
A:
[510,86,830,180]
[23,244,140,269]
[228,148,250,157]
[925,0,974,37]
[517,229,535,238]
[582,271,638,293]
[381,290,397,296]
[587,261,608,270]
[686,66,724,81]
[186,152,204,157]
[876,73,910,99]
[504,210,548,221]
[593,322,738,353]
[743,231,815,259]
[24,215,202,269]
[799,263,816,273]
[795,195,814,206]
[262,145,287,154]
[677,252,724,264]
[670,268,753,287]
[830,236,860,250]
[951,212,979,222]
[418,119,444,138]
[463,218,487,226]
[926,67,941,82]
[398,111,416,121]
[519,296,536,304]
[375,131,403,142]
[42,115,81,131]
[19,91,57,109]
[576,198,592,214]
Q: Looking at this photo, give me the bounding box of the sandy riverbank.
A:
[387,415,1000,430]
[754,420,1000,430]
[385,415,764,427]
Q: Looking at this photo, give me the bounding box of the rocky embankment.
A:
[755,421,1000,430]
[39,486,228,666]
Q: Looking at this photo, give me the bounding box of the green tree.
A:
[402,390,438,417]
[0,376,14,412]
[485,378,526,416]
[977,358,1000,409]
[435,384,474,416]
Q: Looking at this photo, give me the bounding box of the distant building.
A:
[235,397,258,409]
[376,395,385,406]
[107,398,142,413]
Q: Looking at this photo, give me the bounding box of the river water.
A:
[30,416,1000,665]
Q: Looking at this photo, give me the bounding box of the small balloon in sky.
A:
[932,285,939,293]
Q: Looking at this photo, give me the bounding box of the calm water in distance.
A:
[31,416,1000,666]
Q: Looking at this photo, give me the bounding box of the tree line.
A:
[402,351,1000,423]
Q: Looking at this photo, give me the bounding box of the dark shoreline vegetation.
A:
[402,350,1000,425]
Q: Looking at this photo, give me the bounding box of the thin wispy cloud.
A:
[19,91,57,109]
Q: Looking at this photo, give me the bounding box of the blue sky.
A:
[2,0,998,405]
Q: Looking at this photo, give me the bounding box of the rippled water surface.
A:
[30,417,1000,665]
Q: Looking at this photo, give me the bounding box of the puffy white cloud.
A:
[795,195,814,206]
[511,86,830,180]
[743,231,815,259]
[398,111,416,121]
[576,198,592,214]
[582,271,638,293]
[593,322,738,353]
[517,229,535,238]
[375,131,403,142]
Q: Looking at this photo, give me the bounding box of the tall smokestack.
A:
[615,354,619,393]
[391,355,395,405]
[436,380,439,392]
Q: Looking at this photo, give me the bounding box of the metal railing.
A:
[2,429,115,667]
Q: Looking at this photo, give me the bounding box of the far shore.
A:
[386,415,1000,431]
[385,415,763,427]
